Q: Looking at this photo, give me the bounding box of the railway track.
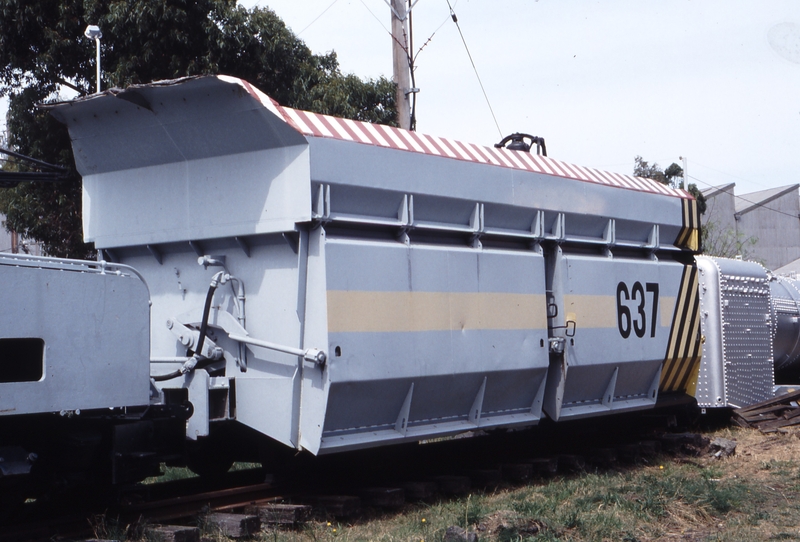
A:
[1,403,716,541]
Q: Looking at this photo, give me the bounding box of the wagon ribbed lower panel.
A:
[316,237,549,452]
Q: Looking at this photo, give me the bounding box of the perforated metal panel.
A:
[696,256,774,408]
[719,271,774,407]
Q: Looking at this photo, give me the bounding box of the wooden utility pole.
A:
[390,0,412,130]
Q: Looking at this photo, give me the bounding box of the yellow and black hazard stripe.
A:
[660,264,702,393]
[675,198,700,252]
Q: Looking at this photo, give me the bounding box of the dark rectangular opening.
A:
[163,387,189,405]
[0,338,44,383]
[209,388,229,420]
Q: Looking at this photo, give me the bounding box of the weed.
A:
[88,513,149,541]
[141,464,198,485]
[761,459,796,477]
[464,493,486,527]
[107,427,800,542]
[748,510,770,525]
[89,513,128,541]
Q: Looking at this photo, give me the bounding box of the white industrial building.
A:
[701,183,800,271]
[0,214,41,255]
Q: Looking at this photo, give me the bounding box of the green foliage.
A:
[295,73,398,125]
[686,182,707,215]
[141,461,261,485]
[634,155,678,186]
[96,430,800,541]
[701,221,759,260]
[663,162,683,183]
[0,86,88,257]
[87,513,135,542]
[634,155,707,216]
[504,465,749,540]
[0,0,396,257]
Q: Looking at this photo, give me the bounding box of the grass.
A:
[284,462,753,542]
[141,465,198,484]
[94,426,800,541]
[252,426,800,542]
[142,462,262,484]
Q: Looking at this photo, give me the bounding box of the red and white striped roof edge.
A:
[227,76,690,199]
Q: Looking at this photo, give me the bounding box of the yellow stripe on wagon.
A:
[327,291,678,334]
[326,291,548,333]
[562,295,676,329]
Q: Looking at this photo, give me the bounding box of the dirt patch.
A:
[477,509,545,537]
[717,426,800,482]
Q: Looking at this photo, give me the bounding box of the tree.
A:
[634,156,685,189]
[0,88,84,256]
[633,155,707,215]
[634,156,669,185]
[634,156,752,255]
[0,0,396,257]
[701,221,759,261]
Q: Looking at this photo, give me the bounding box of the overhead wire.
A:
[359,0,457,50]
[410,0,458,61]
[445,0,503,138]
[408,2,458,76]
[400,0,461,130]
[688,174,800,220]
[429,1,456,37]
[356,1,431,131]
[691,159,783,194]
[296,0,340,36]
[683,159,800,220]
[593,162,638,169]
[627,156,796,220]
[408,3,417,130]
[347,1,470,131]
[359,0,392,35]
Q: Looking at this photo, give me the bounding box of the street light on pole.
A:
[84,25,102,93]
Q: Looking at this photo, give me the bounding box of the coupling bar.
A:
[228,334,327,366]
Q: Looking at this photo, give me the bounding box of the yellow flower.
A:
[333,528,337,533]
[421,518,426,523]
[659,465,664,470]
[327,522,332,526]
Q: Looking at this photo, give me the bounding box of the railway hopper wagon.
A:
[45,75,708,470]
[0,255,185,500]
[3,74,799,499]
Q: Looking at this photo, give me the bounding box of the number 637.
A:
[616,281,659,338]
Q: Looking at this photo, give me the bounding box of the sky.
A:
[2,1,797,196]
[241,0,800,196]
